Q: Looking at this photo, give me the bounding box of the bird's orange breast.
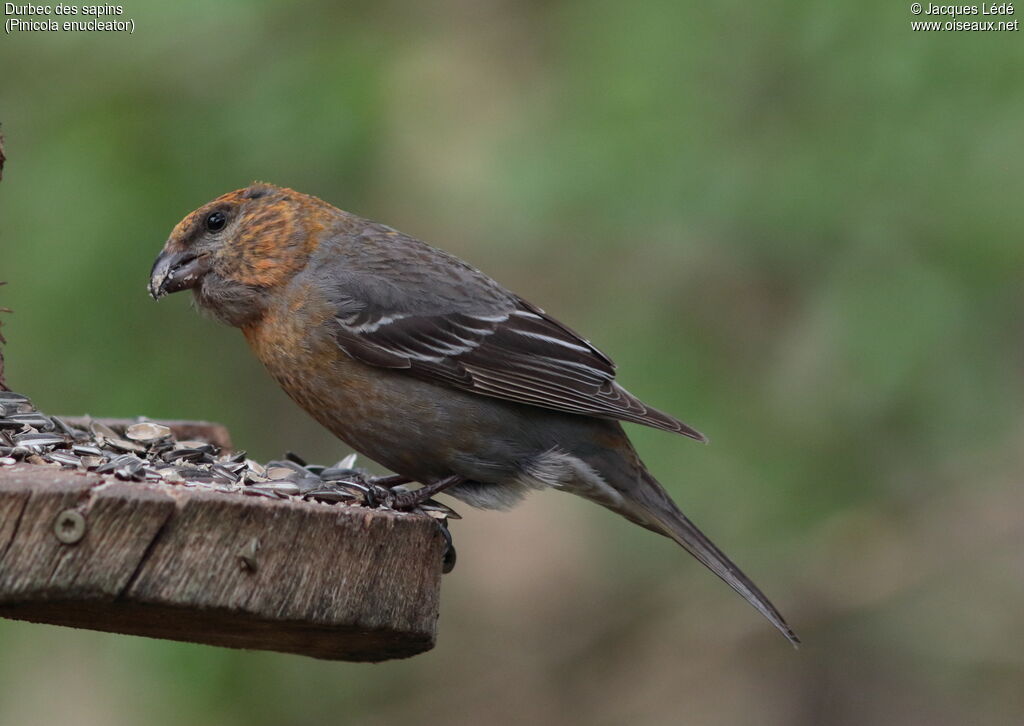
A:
[240,283,456,478]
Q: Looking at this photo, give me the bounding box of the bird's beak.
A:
[149,248,211,300]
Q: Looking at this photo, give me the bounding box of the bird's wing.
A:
[326,250,705,440]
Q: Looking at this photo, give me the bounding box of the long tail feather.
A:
[594,444,800,645]
[632,480,800,646]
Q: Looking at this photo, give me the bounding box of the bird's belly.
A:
[311,371,463,479]
[243,316,513,481]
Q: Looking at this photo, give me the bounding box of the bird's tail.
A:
[586,441,800,646]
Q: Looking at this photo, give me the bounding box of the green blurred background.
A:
[2,1,1023,724]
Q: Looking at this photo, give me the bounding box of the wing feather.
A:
[333,296,705,441]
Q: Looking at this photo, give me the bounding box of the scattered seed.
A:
[125,422,172,442]
[245,459,266,478]
[266,466,295,481]
[13,432,65,448]
[0,387,461,522]
[265,480,300,495]
[166,447,209,462]
[50,416,85,439]
[105,437,146,454]
[337,453,358,470]
[211,464,240,483]
[0,392,33,415]
[176,440,216,452]
[305,491,352,503]
[47,452,82,468]
[6,412,54,430]
[25,454,57,467]
[72,444,104,457]
[266,460,309,476]
[244,486,283,499]
[319,467,350,481]
[89,421,120,443]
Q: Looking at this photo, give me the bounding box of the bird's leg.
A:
[359,474,413,507]
[389,474,464,509]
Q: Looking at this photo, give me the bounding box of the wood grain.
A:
[0,464,445,661]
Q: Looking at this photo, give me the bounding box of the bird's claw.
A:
[435,518,456,574]
[301,466,458,573]
[365,483,397,508]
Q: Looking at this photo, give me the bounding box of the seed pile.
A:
[0,390,457,522]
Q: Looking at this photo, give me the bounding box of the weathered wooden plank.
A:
[0,465,445,661]
[0,471,175,601]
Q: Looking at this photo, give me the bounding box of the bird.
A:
[149,182,798,645]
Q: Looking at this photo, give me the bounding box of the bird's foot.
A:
[300,460,461,573]
[372,484,460,574]
[381,476,462,572]
[435,518,457,574]
[301,478,406,505]
[387,474,463,509]
[301,451,413,505]
[342,475,462,574]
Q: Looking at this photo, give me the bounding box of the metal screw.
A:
[54,509,86,545]
[237,536,260,572]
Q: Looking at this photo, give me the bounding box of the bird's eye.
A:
[205,211,227,232]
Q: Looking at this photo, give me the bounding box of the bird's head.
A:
[149,183,329,326]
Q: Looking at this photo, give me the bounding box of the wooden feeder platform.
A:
[0,422,445,662]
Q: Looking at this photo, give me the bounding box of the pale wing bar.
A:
[334,300,706,440]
